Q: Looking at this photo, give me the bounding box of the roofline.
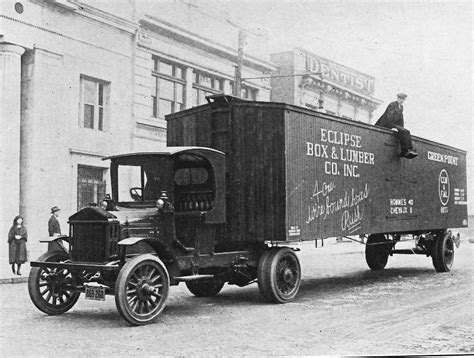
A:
[140,15,277,73]
[102,146,225,161]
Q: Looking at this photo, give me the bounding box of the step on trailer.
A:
[29,95,468,325]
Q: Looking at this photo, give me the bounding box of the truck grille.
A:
[70,222,120,263]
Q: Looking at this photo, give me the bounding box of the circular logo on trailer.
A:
[438,169,450,206]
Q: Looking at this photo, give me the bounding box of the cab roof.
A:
[102,146,225,161]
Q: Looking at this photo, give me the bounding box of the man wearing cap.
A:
[375,93,418,159]
[48,206,61,237]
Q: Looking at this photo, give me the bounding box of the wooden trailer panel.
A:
[284,108,468,241]
[167,102,288,244]
[167,97,468,245]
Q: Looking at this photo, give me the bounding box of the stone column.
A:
[0,43,25,274]
[184,66,194,108]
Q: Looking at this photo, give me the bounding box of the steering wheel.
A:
[130,187,143,201]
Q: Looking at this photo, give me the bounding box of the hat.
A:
[397,93,407,99]
[51,206,61,213]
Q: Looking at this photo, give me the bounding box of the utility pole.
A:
[233,29,246,98]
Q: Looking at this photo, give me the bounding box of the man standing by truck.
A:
[375,93,418,159]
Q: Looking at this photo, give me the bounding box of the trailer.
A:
[29,95,468,325]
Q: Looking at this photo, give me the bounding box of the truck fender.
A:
[118,237,148,246]
[39,236,70,255]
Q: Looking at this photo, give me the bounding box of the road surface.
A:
[1,231,472,356]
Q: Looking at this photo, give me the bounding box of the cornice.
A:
[140,15,276,73]
[73,1,139,34]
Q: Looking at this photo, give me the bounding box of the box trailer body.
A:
[166,96,468,243]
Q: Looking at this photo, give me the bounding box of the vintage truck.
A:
[28,95,468,325]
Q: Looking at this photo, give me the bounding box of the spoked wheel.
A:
[115,254,169,326]
[365,234,391,270]
[186,278,225,297]
[28,251,80,315]
[258,247,301,303]
[432,230,455,272]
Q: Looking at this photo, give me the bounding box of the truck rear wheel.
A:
[186,278,225,297]
[432,230,454,272]
[257,247,301,303]
[28,250,80,315]
[365,234,390,270]
[115,254,169,326]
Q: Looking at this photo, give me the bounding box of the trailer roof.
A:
[166,97,467,155]
[102,146,225,160]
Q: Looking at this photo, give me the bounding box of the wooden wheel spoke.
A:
[150,274,162,285]
[147,296,158,310]
[146,267,156,280]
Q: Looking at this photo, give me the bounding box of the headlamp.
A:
[156,199,165,209]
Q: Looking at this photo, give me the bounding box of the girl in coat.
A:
[8,215,28,275]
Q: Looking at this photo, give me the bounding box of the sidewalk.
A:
[0,264,30,284]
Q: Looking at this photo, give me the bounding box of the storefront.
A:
[271,49,381,123]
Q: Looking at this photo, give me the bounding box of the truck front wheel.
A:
[115,254,170,325]
[365,234,390,270]
[257,247,301,303]
[28,251,80,315]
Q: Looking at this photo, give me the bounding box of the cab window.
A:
[174,154,214,212]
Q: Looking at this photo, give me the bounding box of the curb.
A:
[0,277,28,284]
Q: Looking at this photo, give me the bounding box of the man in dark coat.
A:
[375,93,417,159]
[48,206,61,236]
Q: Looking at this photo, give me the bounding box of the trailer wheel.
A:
[28,251,80,315]
[432,231,454,272]
[115,254,169,326]
[186,278,225,297]
[258,247,301,303]
[365,234,390,270]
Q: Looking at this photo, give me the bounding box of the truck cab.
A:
[105,146,226,258]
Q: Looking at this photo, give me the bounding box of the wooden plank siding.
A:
[167,100,288,244]
[166,96,468,244]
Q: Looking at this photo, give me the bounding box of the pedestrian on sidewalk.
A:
[7,215,28,275]
[48,206,61,236]
[48,205,64,251]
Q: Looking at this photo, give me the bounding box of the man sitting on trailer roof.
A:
[375,93,418,159]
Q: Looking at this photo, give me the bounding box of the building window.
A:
[229,81,258,100]
[152,57,186,118]
[241,85,258,100]
[192,70,224,106]
[80,76,109,131]
[77,165,106,210]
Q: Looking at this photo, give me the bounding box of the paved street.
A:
[1,229,473,357]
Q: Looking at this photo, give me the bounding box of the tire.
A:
[257,247,301,303]
[365,234,390,270]
[115,254,169,325]
[186,278,225,297]
[28,250,80,315]
[432,230,454,272]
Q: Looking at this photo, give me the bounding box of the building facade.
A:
[0,0,274,267]
[271,49,381,123]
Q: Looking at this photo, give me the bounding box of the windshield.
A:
[112,156,171,204]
